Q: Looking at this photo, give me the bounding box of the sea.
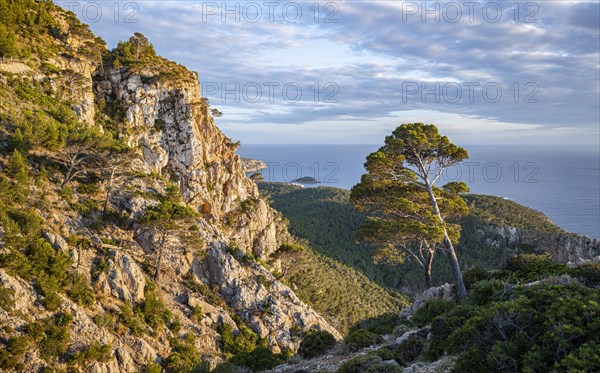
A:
[238,145,600,240]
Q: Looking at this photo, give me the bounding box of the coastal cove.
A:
[238,144,600,239]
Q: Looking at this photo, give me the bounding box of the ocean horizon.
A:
[238,144,600,240]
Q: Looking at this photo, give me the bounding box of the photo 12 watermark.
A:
[199,2,339,23]
[201,81,339,104]
[58,1,140,23]
[251,160,540,185]
[398,2,539,24]
[402,81,539,104]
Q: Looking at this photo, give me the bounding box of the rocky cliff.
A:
[461,195,600,266]
[467,224,600,265]
[0,2,339,372]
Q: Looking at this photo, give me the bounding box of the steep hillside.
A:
[259,183,600,293]
[267,243,408,335]
[0,2,340,372]
[268,254,600,372]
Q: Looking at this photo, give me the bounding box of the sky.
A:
[57,1,600,145]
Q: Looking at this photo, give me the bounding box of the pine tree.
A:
[351,123,470,299]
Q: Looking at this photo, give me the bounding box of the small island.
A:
[290,176,321,184]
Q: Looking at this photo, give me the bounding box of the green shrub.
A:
[77,182,100,195]
[59,186,73,201]
[394,335,425,365]
[555,341,600,372]
[68,274,95,306]
[140,283,171,328]
[298,330,336,359]
[92,313,115,330]
[25,313,73,360]
[435,283,600,372]
[278,242,304,252]
[344,329,383,352]
[570,262,600,287]
[0,335,28,370]
[504,253,568,281]
[143,362,163,373]
[467,279,505,306]
[372,347,395,361]
[120,302,144,336]
[164,334,204,373]
[411,299,455,327]
[0,349,22,370]
[229,346,284,371]
[219,322,259,356]
[349,313,403,335]
[191,306,203,322]
[462,267,490,289]
[70,342,113,364]
[424,304,479,361]
[0,287,15,311]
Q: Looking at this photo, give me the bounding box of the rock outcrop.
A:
[240,158,267,173]
[94,65,286,259]
[470,223,600,265]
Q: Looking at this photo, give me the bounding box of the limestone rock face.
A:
[240,158,267,173]
[197,246,342,351]
[95,67,287,258]
[106,250,147,303]
[472,223,600,265]
[1,6,336,371]
[410,283,455,314]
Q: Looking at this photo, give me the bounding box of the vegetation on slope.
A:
[335,254,600,373]
[463,194,563,234]
[270,242,408,335]
[259,183,565,294]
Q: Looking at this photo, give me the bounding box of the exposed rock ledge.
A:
[472,223,600,265]
[241,158,267,173]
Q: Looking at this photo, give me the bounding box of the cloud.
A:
[57,0,599,144]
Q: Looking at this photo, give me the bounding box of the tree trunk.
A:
[426,185,468,300]
[424,250,434,289]
[443,231,467,299]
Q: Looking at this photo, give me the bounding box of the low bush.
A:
[0,336,28,370]
[504,253,568,281]
[70,342,112,364]
[24,313,73,360]
[163,334,206,372]
[344,329,384,352]
[570,262,600,287]
[411,299,455,327]
[349,313,403,335]
[229,346,284,371]
[337,353,402,373]
[394,335,425,365]
[298,330,336,359]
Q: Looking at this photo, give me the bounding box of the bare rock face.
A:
[410,283,455,314]
[197,246,342,351]
[240,158,267,173]
[0,269,39,315]
[472,223,600,265]
[106,250,147,303]
[95,67,287,259]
